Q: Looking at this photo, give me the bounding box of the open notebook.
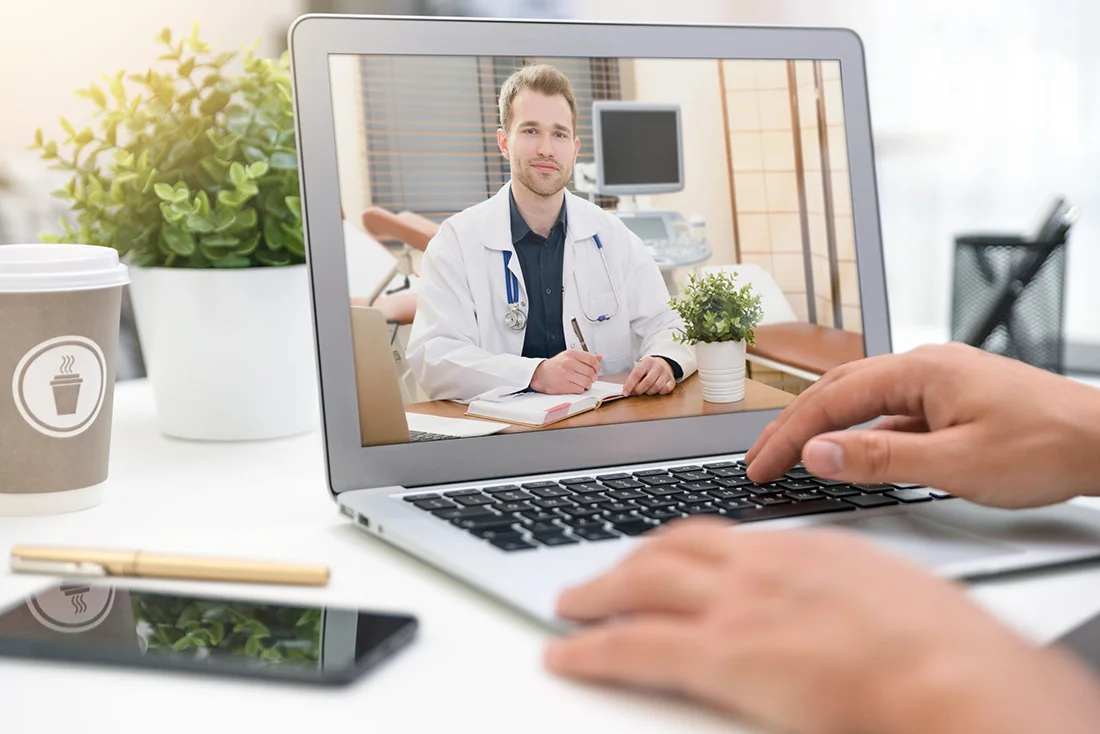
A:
[466,381,626,427]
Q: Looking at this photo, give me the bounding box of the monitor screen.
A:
[328,55,867,447]
[594,104,682,195]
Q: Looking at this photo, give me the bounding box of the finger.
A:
[744,356,882,467]
[556,551,720,621]
[545,617,700,693]
[873,415,929,433]
[622,364,645,395]
[748,355,931,481]
[657,375,675,395]
[571,349,602,372]
[633,365,662,396]
[801,425,970,486]
[568,358,599,382]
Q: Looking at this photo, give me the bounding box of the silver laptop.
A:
[288,14,1100,629]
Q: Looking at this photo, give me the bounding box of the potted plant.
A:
[31,25,316,440]
[670,270,763,403]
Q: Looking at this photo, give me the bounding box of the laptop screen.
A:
[327,54,866,448]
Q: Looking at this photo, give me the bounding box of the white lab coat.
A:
[407,183,697,402]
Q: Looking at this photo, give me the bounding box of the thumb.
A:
[802,429,943,485]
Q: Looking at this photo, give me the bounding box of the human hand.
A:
[746,343,1100,508]
[622,356,675,396]
[546,519,1100,734]
[530,349,602,394]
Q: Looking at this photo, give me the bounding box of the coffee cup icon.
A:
[49,354,83,416]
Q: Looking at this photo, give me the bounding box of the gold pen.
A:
[570,316,590,352]
[9,545,330,587]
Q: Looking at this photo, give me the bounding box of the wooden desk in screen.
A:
[406,372,794,434]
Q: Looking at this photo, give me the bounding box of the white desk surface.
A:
[5,328,1100,734]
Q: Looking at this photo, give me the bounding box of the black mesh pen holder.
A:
[950,234,1067,373]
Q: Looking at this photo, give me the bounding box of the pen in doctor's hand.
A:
[570,317,590,353]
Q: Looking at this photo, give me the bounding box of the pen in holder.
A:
[950,233,1069,373]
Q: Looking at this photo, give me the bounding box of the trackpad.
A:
[827,513,1024,567]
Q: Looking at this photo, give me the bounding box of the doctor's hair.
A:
[498,64,577,136]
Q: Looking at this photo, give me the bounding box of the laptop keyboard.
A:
[401,461,954,552]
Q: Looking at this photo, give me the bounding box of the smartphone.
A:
[0,582,417,686]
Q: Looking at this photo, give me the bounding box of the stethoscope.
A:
[503,233,622,332]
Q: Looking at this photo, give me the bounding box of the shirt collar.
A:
[509,187,568,245]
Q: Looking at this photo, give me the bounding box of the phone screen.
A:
[0,583,417,686]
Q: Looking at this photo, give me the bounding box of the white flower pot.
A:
[694,340,746,403]
[128,264,318,440]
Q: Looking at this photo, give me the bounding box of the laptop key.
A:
[639,474,680,486]
[891,482,927,489]
[641,507,684,522]
[784,468,815,480]
[635,497,679,510]
[927,489,954,499]
[560,477,596,485]
[565,482,605,494]
[852,483,894,493]
[492,501,534,514]
[532,532,579,547]
[755,496,792,507]
[432,506,496,520]
[603,512,641,524]
[471,528,524,541]
[678,481,719,492]
[670,465,704,472]
[600,501,640,513]
[602,479,646,490]
[490,536,537,551]
[488,490,534,502]
[682,504,723,516]
[520,510,561,523]
[702,461,738,469]
[884,489,933,503]
[403,493,441,502]
[596,472,632,481]
[611,520,656,536]
[786,490,826,502]
[671,471,711,482]
[634,469,669,477]
[642,485,684,497]
[843,494,898,509]
[810,477,851,487]
[778,479,820,491]
[522,481,560,489]
[559,506,602,519]
[412,498,456,511]
[453,494,495,506]
[528,486,571,498]
[533,497,574,509]
[708,467,748,478]
[819,486,860,498]
[571,493,609,505]
[482,485,521,494]
[723,499,854,523]
[707,488,750,500]
[563,518,609,531]
[716,499,757,512]
[678,493,711,504]
[573,527,621,542]
[713,477,754,488]
[452,516,517,531]
[605,488,647,500]
[443,488,481,497]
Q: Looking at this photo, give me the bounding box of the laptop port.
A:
[357,514,370,528]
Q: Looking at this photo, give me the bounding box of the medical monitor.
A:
[592,101,684,196]
[288,16,889,493]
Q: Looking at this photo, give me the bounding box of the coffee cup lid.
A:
[0,244,130,292]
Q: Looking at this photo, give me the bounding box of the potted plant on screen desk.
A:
[670,270,763,403]
[31,25,315,440]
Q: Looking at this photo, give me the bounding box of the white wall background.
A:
[4,0,1098,343]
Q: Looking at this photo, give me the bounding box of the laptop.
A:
[349,305,506,444]
[289,14,1100,628]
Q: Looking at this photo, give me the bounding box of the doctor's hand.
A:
[546,518,1100,734]
[622,356,675,396]
[746,343,1100,508]
[530,349,603,395]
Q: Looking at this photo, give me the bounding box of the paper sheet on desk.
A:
[405,412,508,437]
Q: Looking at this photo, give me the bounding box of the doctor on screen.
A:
[406,64,696,403]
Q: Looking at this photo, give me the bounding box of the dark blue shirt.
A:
[509,189,568,360]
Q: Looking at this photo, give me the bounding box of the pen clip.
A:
[9,557,109,578]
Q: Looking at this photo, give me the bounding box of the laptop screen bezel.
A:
[288,15,891,494]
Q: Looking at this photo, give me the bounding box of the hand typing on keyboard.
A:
[745,343,1100,509]
[546,518,1100,734]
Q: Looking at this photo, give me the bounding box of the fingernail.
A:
[804,439,843,476]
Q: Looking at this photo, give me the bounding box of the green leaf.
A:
[110,72,126,102]
[213,51,235,69]
[199,90,231,116]
[229,161,247,188]
[268,151,297,171]
[247,161,268,178]
[235,233,261,256]
[153,182,175,201]
[178,57,196,78]
[284,196,301,219]
[160,225,195,256]
[256,249,291,266]
[60,117,74,136]
[158,27,172,45]
[211,253,251,268]
[90,85,107,108]
[200,233,240,249]
[34,128,43,147]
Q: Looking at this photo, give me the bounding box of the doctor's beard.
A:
[514,156,574,198]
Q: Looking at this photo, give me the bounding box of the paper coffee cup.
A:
[0,244,129,515]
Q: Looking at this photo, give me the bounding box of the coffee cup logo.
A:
[27,583,116,633]
[12,335,106,438]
